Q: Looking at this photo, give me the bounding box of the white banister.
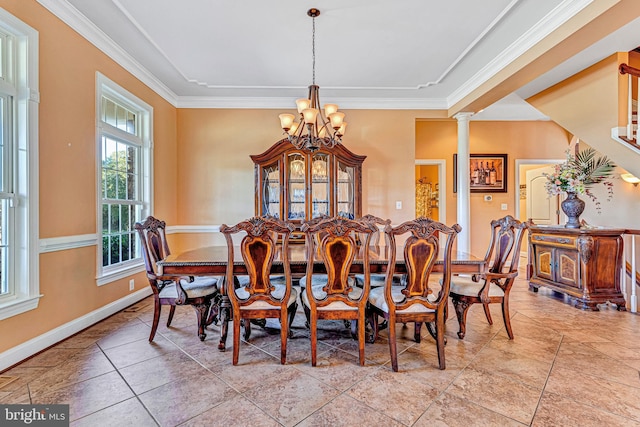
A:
[628,73,634,140]
[631,234,637,312]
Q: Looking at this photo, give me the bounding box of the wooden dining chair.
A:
[353,214,403,288]
[367,217,461,371]
[300,216,377,366]
[135,216,222,342]
[449,215,527,340]
[220,216,297,365]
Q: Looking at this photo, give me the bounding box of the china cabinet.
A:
[251,138,365,231]
[527,223,626,310]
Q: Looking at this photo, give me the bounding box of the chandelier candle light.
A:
[279,8,346,151]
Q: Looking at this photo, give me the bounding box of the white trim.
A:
[414,159,447,223]
[35,0,177,106]
[176,96,449,110]
[447,0,594,108]
[96,262,145,287]
[166,225,220,234]
[39,234,98,253]
[0,295,43,321]
[0,287,152,371]
[612,127,640,156]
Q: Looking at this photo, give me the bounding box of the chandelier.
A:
[278,8,346,152]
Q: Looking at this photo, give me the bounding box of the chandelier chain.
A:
[312,15,316,85]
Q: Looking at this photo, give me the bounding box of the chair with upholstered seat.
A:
[449,215,527,340]
[220,216,297,365]
[135,216,222,342]
[367,217,460,371]
[353,214,403,288]
[301,216,377,366]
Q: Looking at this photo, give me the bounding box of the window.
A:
[0,11,39,320]
[96,73,152,285]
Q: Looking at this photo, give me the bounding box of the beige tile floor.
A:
[3,268,640,426]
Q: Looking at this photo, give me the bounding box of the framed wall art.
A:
[454,153,508,193]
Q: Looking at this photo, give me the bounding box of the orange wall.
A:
[0,0,178,353]
[416,120,570,255]
[172,109,424,252]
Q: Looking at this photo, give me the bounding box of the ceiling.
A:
[37,0,640,119]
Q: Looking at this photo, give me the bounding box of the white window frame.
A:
[0,9,40,321]
[96,73,152,286]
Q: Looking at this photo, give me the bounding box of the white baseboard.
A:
[0,287,152,372]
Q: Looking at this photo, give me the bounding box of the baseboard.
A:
[0,287,152,372]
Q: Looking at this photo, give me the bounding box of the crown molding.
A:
[176,96,448,110]
[36,0,178,106]
[447,0,593,108]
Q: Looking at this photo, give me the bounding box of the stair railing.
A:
[621,229,640,312]
[619,63,640,141]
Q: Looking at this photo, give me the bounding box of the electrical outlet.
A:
[501,203,508,211]
[129,279,135,291]
[395,201,402,210]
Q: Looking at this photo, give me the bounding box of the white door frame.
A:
[415,159,446,223]
[514,159,564,220]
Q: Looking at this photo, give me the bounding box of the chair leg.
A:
[483,303,493,325]
[149,298,161,342]
[358,312,366,366]
[243,318,252,341]
[280,309,288,365]
[166,305,176,327]
[502,298,514,339]
[206,294,220,326]
[232,310,241,365]
[367,309,379,343]
[414,322,422,343]
[303,304,311,329]
[194,302,210,341]
[310,312,318,367]
[218,296,231,351]
[287,302,297,338]
[388,314,398,372]
[435,310,446,370]
[453,298,471,340]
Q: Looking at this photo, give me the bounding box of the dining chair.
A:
[135,216,222,342]
[220,216,297,365]
[449,215,527,340]
[367,217,461,371]
[300,216,377,366]
[353,214,403,288]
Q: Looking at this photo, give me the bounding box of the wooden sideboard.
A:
[527,224,626,311]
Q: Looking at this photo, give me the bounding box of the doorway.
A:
[515,159,564,225]
[415,159,446,222]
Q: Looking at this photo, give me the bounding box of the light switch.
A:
[501,203,508,210]
[395,201,402,210]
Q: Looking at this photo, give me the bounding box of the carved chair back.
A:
[483,215,527,285]
[301,217,377,310]
[135,216,171,277]
[384,217,461,313]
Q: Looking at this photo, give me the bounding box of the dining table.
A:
[158,244,484,350]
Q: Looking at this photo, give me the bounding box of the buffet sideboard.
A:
[527,223,626,311]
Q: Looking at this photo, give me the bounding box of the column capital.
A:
[453,112,474,122]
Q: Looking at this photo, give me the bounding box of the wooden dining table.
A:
[158,244,484,350]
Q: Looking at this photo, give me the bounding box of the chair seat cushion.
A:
[235,284,298,310]
[158,276,221,299]
[300,284,362,311]
[299,274,355,288]
[368,286,435,314]
[450,276,505,298]
[354,273,402,288]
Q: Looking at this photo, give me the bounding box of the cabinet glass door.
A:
[337,161,355,219]
[261,161,280,218]
[287,153,306,220]
[311,153,329,218]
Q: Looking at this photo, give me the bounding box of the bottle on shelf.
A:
[489,162,497,185]
[478,162,485,184]
[484,162,490,185]
[472,163,479,185]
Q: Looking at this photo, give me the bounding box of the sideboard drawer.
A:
[530,233,575,247]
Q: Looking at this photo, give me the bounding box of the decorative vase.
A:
[561,191,585,229]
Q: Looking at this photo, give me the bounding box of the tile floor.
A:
[2,268,640,426]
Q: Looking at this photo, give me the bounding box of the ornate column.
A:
[454,112,473,253]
